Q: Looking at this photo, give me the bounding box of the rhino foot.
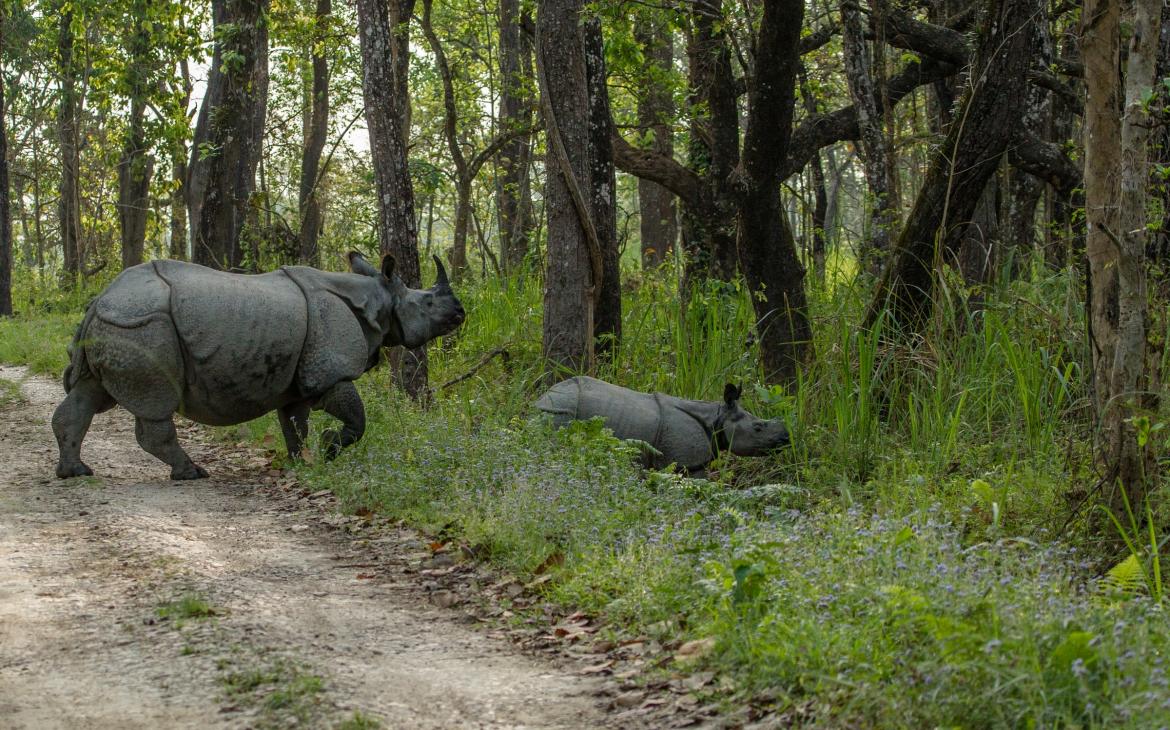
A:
[56,461,94,479]
[170,463,209,480]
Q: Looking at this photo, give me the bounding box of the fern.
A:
[1102,553,1145,598]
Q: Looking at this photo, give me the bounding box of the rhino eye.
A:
[753,424,763,432]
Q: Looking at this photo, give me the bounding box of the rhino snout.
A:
[730,418,790,456]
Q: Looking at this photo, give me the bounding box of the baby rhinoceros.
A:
[53,252,464,480]
[535,376,789,474]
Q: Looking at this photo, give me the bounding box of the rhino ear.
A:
[723,383,741,406]
[381,254,397,280]
[347,251,379,277]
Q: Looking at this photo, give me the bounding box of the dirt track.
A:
[0,366,608,728]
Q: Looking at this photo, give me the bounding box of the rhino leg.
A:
[52,378,115,478]
[277,401,311,459]
[135,417,208,480]
[318,381,365,460]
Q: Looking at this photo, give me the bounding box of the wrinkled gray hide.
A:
[53,252,464,479]
[535,376,789,473]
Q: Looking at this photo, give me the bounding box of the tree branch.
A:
[610,131,705,209]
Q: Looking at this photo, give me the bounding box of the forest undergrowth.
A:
[4,258,1170,728]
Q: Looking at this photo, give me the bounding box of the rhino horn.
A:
[433,255,450,288]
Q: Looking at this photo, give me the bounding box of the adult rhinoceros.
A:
[52,252,464,479]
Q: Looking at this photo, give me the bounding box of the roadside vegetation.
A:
[7,258,1166,727]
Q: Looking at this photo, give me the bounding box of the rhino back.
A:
[557,377,661,443]
[157,262,308,420]
[94,262,173,328]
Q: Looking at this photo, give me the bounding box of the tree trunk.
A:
[420,0,470,277]
[635,17,677,268]
[536,0,601,375]
[683,0,739,284]
[117,95,153,270]
[864,0,1039,335]
[584,18,620,359]
[298,0,330,267]
[841,0,896,273]
[356,0,427,396]
[1108,0,1157,505]
[498,0,534,274]
[1045,36,1080,270]
[193,0,269,271]
[118,0,154,271]
[1083,0,1122,469]
[170,59,191,261]
[1151,5,1170,278]
[57,7,81,281]
[736,0,810,386]
[0,19,11,317]
[1003,3,1052,274]
[799,67,829,283]
[956,173,1000,314]
[170,153,188,259]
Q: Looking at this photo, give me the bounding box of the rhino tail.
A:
[63,303,98,393]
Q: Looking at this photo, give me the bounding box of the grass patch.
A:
[0,377,23,409]
[221,657,325,725]
[156,593,219,628]
[336,711,382,729]
[0,314,76,377]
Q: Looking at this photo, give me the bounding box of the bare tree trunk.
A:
[118,0,154,270]
[169,59,191,261]
[498,0,534,273]
[117,95,153,270]
[583,18,620,360]
[0,17,11,317]
[841,0,896,273]
[799,67,829,283]
[536,0,601,375]
[636,17,676,268]
[1111,0,1158,504]
[298,0,330,267]
[420,0,471,277]
[864,0,1039,335]
[170,153,188,260]
[1002,3,1051,275]
[356,0,427,396]
[736,0,810,386]
[1045,36,1079,270]
[57,7,81,281]
[193,0,269,271]
[1083,0,1122,474]
[683,0,739,284]
[956,173,1000,313]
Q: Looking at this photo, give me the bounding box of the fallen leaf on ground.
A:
[674,638,715,663]
[534,551,564,574]
[579,660,614,674]
[430,590,462,608]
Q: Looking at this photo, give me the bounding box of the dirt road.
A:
[0,366,609,729]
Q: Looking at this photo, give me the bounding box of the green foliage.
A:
[0,314,76,376]
[156,593,219,629]
[0,378,24,409]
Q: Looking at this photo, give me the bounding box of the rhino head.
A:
[718,383,790,456]
[348,251,465,347]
